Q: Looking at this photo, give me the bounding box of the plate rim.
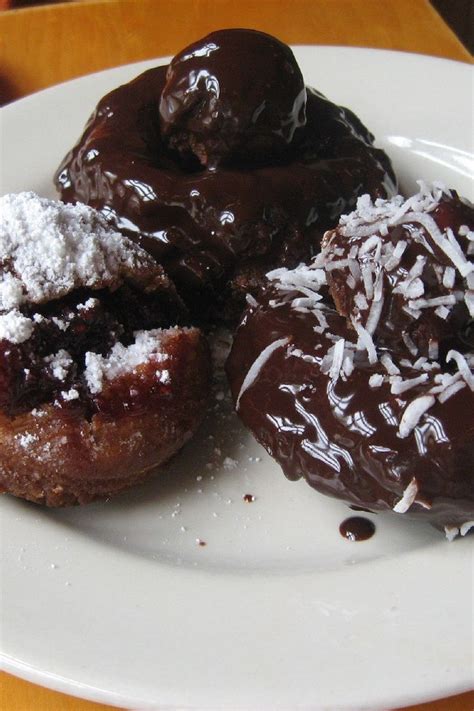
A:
[1,45,473,710]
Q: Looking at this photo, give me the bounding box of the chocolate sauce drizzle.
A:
[339,516,376,541]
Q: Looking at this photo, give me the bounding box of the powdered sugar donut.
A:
[0,193,210,506]
[226,183,474,538]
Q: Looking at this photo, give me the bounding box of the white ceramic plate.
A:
[0,47,473,711]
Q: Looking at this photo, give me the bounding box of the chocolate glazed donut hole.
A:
[227,183,474,539]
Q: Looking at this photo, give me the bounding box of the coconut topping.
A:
[236,337,290,409]
[445,521,474,541]
[393,477,419,513]
[265,182,474,444]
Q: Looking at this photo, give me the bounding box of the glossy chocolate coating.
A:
[325,194,474,359]
[226,194,474,533]
[55,30,395,322]
[159,29,306,168]
[227,292,474,530]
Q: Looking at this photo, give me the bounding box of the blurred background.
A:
[1,0,473,53]
[0,0,473,53]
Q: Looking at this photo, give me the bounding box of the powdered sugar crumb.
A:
[223,457,238,470]
[0,309,33,344]
[44,350,73,381]
[61,388,80,401]
[14,432,39,449]
[84,329,169,394]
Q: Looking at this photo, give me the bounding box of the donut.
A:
[55,29,396,323]
[226,182,474,538]
[0,193,211,506]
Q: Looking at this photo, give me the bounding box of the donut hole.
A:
[158,29,307,170]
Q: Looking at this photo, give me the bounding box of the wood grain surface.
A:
[0,0,471,104]
[0,1,472,709]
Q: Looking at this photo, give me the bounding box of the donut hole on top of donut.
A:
[0,193,211,506]
[54,29,396,325]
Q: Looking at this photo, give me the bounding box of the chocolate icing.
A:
[159,29,307,168]
[339,516,376,541]
[326,194,474,359]
[55,29,396,322]
[226,188,474,534]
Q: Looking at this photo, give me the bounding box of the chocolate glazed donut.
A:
[55,29,396,323]
[226,183,474,539]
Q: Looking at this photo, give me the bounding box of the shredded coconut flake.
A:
[380,353,400,376]
[393,477,418,513]
[437,379,466,403]
[398,395,436,438]
[329,338,345,381]
[446,349,474,390]
[369,373,384,388]
[236,337,289,409]
[445,521,474,541]
[352,319,377,363]
[390,373,428,395]
[460,521,474,536]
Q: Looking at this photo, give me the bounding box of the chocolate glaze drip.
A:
[54,30,396,323]
[226,193,474,533]
[339,516,376,541]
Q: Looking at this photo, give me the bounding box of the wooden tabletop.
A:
[0,0,471,104]
[0,0,472,709]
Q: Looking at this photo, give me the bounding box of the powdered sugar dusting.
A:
[44,350,73,381]
[0,309,34,344]
[84,329,171,394]
[0,192,157,311]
